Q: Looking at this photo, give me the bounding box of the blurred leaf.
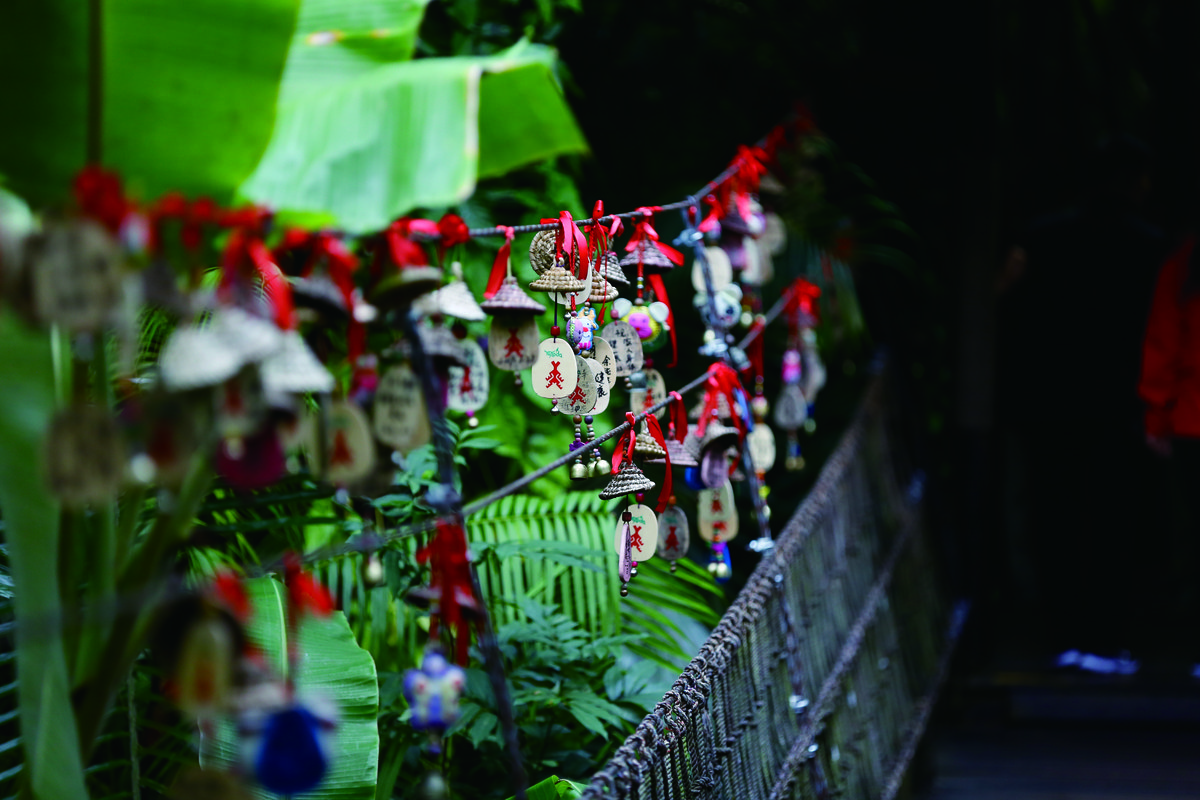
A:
[206,576,379,799]
[0,314,89,799]
[240,40,587,231]
[0,0,301,203]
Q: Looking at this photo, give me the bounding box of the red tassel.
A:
[646,273,677,368]
[645,415,672,512]
[485,227,515,299]
[611,412,638,473]
[668,391,688,442]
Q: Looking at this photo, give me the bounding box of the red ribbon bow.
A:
[484,226,516,299]
[276,229,364,361]
[784,278,822,326]
[668,391,688,443]
[697,194,725,234]
[385,217,438,271]
[416,520,479,665]
[611,412,639,475]
[219,209,295,330]
[696,363,747,444]
[539,211,591,278]
[73,165,131,235]
[625,207,685,267]
[436,213,471,263]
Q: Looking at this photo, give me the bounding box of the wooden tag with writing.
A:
[531,337,577,399]
[487,315,539,372]
[374,364,431,453]
[599,320,643,377]
[615,503,658,561]
[698,480,738,543]
[448,338,489,413]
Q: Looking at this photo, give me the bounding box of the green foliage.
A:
[0,315,88,799]
[239,0,589,231]
[0,0,300,203]
[205,576,380,800]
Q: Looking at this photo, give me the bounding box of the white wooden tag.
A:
[322,401,375,482]
[43,405,126,506]
[630,368,667,420]
[447,338,489,413]
[531,337,577,399]
[691,246,733,292]
[374,364,431,452]
[32,220,123,331]
[591,337,617,387]
[615,503,658,561]
[747,424,777,474]
[559,356,597,415]
[657,505,690,560]
[698,481,739,543]
[487,316,540,372]
[585,357,611,414]
[599,320,644,377]
[773,383,808,430]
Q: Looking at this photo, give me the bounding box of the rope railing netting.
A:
[580,373,964,800]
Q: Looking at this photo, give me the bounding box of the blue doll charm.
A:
[404,650,467,738]
[240,696,338,796]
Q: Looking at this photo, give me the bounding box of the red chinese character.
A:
[567,384,587,405]
[711,498,723,513]
[545,360,564,390]
[630,525,644,552]
[459,366,472,395]
[504,328,524,358]
[665,527,679,550]
[330,429,353,466]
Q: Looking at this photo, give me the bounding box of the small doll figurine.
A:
[404,650,466,741]
[567,305,598,353]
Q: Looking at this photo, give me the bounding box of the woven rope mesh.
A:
[582,376,959,800]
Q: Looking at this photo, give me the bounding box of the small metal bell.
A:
[570,460,589,480]
[593,452,612,476]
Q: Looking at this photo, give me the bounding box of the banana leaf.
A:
[0,0,300,203]
[205,576,379,799]
[239,36,588,232]
[0,314,88,799]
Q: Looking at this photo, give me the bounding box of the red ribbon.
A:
[668,391,688,443]
[277,229,364,361]
[73,165,131,234]
[485,226,515,299]
[210,572,251,622]
[219,210,295,330]
[148,192,217,254]
[646,273,677,368]
[416,519,479,665]
[697,194,724,234]
[784,277,822,324]
[282,552,335,690]
[540,211,591,277]
[644,414,672,512]
[437,213,470,263]
[385,217,438,270]
[696,363,747,443]
[611,412,639,474]
[625,207,685,266]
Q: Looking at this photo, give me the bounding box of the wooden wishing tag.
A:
[698,480,739,543]
[614,503,658,561]
[599,320,644,377]
[761,212,788,256]
[531,337,577,399]
[657,505,690,561]
[44,405,126,506]
[374,364,432,453]
[487,316,539,372]
[740,236,769,286]
[747,424,777,474]
[585,357,611,414]
[559,356,597,415]
[591,337,617,388]
[30,219,123,331]
[691,246,734,292]
[215,367,267,439]
[630,368,667,420]
[318,400,375,483]
[447,338,489,413]
[773,383,808,430]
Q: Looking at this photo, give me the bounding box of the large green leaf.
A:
[0,0,299,203]
[207,577,379,799]
[239,38,588,232]
[0,314,88,799]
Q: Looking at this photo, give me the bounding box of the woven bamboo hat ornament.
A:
[633,419,667,458]
[528,257,586,294]
[594,249,629,285]
[647,392,697,467]
[481,276,546,315]
[528,229,557,275]
[589,270,619,304]
[599,459,656,500]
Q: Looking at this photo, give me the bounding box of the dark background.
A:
[551,0,1200,669]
